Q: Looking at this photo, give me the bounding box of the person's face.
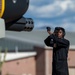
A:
[57,30,63,38]
[54,30,58,36]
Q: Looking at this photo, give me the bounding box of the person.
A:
[44,27,70,75]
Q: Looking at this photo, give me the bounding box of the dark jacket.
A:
[44,34,70,75]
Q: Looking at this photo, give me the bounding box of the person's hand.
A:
[54,44,56,48]
[47,31,52,35]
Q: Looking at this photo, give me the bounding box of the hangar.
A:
[0,30,75,75]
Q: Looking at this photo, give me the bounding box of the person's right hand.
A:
[47,31,52,35]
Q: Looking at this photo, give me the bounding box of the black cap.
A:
[46,27,51,31]
[54,27,61,33]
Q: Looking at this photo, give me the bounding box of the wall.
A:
[68,50,75,67]
[2,56,36,75]
[2,47,75,75]
[35,46,75,75]
[35,47,46,75]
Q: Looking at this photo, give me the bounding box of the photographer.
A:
[44,27,70,75]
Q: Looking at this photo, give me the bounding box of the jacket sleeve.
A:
[49,34,70,48]
[56,39,70,48]
[44,34,70,48]
[44,36,54,47]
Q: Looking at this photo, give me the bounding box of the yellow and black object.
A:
[0,0,34,31]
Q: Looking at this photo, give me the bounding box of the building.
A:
[0,30,75,75]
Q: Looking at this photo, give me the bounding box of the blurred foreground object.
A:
[0,0,34,32]
[0,18,5,38]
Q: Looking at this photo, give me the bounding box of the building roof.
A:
[0,30,74,61]
[0,30,75,51]
[0,38,34,52]
[1,52,37,61]
[6,30,75,48]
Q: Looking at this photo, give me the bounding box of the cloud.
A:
[30,0,54,6]
[29,4,62,18]
[34,19,75,32]
[24,0,75,32]
[27,0,75,18]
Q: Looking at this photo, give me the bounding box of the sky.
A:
[24,0,75,32]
